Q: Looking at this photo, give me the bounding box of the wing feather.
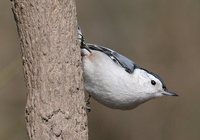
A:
[86,44,137,73]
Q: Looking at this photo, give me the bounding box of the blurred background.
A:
[0,0,200,140]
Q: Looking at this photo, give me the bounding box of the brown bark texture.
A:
[11,0,88,139]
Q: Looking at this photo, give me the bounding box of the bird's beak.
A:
[162,91,178,96]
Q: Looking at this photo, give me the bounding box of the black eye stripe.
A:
[151,80,156,85]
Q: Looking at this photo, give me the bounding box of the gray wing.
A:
[87,44,138,73]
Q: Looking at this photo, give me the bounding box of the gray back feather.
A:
[85,43,167,90]
[87,44,137,73]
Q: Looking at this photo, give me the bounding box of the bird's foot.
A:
[86,95,91,112]
[86,105,91,112]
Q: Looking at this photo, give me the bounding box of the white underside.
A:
[82,50,153,110]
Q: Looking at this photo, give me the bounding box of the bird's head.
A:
[133,68,178,99]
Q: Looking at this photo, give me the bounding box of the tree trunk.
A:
[11,0,88,139]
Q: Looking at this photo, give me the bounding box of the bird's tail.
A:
[77,26,84,46]
[78,26,91,55]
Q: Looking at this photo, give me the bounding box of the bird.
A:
[78,27,178,110]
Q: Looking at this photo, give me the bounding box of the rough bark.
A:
[11,0,88,139]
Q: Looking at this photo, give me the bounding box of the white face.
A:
[134,69,177,98]
[145,73,164,97]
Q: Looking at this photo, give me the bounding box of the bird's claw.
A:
[86,105,91,112]
[86,95,91,112]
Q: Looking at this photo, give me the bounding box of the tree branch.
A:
[11,0,88,139]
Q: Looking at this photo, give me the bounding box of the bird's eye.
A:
[151,80,156,85]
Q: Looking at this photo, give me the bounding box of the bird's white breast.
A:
[82,51,150,109]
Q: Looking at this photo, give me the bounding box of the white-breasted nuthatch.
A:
[78,27,178,110]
